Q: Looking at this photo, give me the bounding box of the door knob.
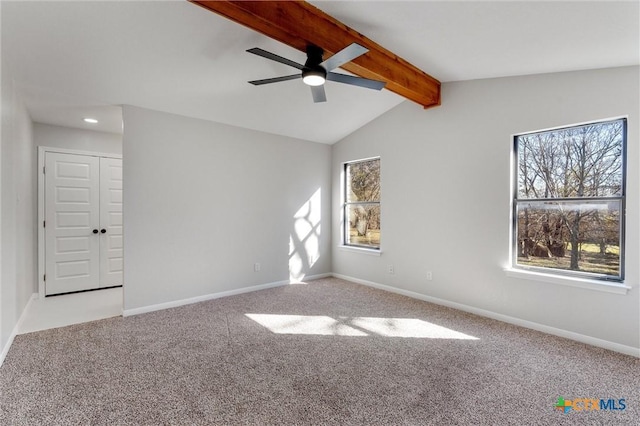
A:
[101,229,106,234]
[93,229,99,234]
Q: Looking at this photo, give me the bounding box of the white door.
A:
[99,157,123,287]
[45,153,100,295]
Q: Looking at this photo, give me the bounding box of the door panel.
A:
[56,236,91,253]
[45,153,100,295]
[100,157,123,287]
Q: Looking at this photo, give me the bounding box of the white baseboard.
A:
[332,273,640,358]
[0,293,37,367]
[122,273,331,317]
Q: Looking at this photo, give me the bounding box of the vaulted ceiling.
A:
[2,1,638,143]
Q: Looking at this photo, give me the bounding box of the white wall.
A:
[33,122,122,155]
[1,51,36,358]
[123,106,332,311]
[332,66,640,351]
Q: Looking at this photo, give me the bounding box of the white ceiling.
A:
[2,1,638,144]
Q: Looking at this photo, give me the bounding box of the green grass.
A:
[566,242,619,255]
[348,229,380,248]
[518,245,620,276]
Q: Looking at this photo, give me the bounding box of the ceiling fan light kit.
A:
[247,43,386,103]
[302,72,326,87]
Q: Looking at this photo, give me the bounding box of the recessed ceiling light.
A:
[83,118,98,124]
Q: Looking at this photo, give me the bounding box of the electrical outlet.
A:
[388,264,394,274]
[426,271,433,281]
[254,263,261,272]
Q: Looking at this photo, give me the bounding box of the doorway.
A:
[38,148,123,297]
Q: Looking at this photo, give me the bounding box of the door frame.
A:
[37,146,122,299]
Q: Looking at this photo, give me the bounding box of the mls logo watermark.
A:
[555,396,626,413]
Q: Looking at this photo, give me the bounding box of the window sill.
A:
[504,268,631,295]
[338,245,382,256]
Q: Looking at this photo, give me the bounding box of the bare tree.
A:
[516,120,623,274]
[347,159,380,241]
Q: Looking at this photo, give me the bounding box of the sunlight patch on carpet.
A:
[245,314,479,339]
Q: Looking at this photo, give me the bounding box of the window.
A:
[513,118,626,282]
[344,158,380,249]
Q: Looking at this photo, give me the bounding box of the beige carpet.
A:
[1,277,639,425]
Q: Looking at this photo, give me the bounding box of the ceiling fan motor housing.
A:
[302,45,327,85]
[305,45,324,67]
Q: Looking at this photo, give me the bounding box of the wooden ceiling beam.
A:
[189,0,441,109]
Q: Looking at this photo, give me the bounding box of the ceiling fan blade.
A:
[321,43,368,71]
[310,85,327,103]
[247,48,304,70]
[326,72,385,90]
[248,74,301,86]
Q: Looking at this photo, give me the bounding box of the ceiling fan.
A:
[246,43,386,103]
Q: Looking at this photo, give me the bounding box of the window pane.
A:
[346,159,380,202]
[515,200,621,277]
[346,204,380,248]
[517,119,624,199]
